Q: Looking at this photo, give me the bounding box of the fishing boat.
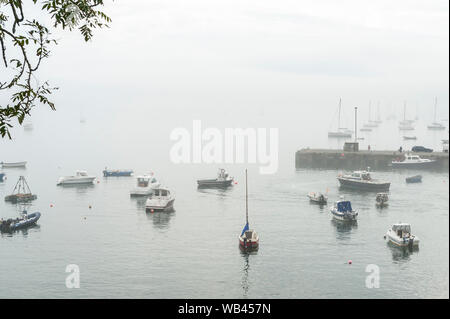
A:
[197,168,234,188]
[1,161,27,168]
[403,136,417,140]
[57,171,96,185]
[145,187,175,212]
[375,192,389,208]
[427,97,446,130]
[0,173,5,182]
[4,176,37,203]
[103,168,134,177]
[337,170,390,191]
[385,223,419,248]
[239,170,259,251]
[307,192,328,204]
[405,175,422,183]
[330,197,358,221]
[391,154,436,169]
[328,98,353,138]
[0,211,41,232]
[130,174,160,196]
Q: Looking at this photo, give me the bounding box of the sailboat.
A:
[364,101,378,128]
[399,101,415,130]
[238,169,259,251]
[328,98,353,138]
[427,97,446,130]
[373,101,382,124]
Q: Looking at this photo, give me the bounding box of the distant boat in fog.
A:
[364,101,378,128]
[328,98,353,138]
[399,101,415,130]
[427,97,446,130]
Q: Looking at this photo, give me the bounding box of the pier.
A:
[295,149,449,171]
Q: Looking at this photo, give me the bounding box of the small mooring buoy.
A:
[88,205,92,209]
[348,260,352,265]
[151,209,154,213]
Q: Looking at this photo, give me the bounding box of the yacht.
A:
[57,171,96,185]
[1,161,27,168]
[130,174,160,196]
[385,223,419,248]
[391,154,436,169]
[337,170,390,191]
[328,98,353,138]
[330,198,358,221]
[427,97,446,130]
[145,187,175,212]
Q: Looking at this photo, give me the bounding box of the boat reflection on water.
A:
[57,183,95,195]
[0,224,40,238]
[388,243,419,262]
[240,249,257,298]
[132,197,147,210]
[146,210,175,230]
[331,218,357,234]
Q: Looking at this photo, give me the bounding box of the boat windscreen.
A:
[337,201,352,212]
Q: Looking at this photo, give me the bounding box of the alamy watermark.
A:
[65,264,80,288]
[169,120,279,174]
[365,264,380,288]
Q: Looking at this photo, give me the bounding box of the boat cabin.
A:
[76,171,89,177]
[405,154,421,161]
[392,223,412,238]
[376,193,389,202]
[349,171,372,181]
[136,176,157,187]
[336,200,353,212]
[152,188,171,197]
[217,168,230,181]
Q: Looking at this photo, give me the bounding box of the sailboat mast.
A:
[245,169,248,225]
[338,98,341,129]
[434,97,437,122]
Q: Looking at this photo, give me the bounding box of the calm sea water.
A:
[0,106,448,298]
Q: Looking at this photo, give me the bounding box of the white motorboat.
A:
[330,197,358,221]
[391,153,436,169]
[337,170,391,191]
[57,171,96,185]
[1,161,27,168]
[130,174,160,196]
[145,187,175,212]
[385,223,419,248]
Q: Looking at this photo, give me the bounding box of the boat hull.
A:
[328,132,352,138]
[239,236,259,251]
[103,170,133,177]
[0,173,5,182]
[405,175,422,183]
[1,162,26,168]
[392,161,436,169]
[197,179,233,188]
[57,177,96,185]
[4,194,37,203]
[337,178,390,192]
[386,231,419,248]
[145,198,175,212]
[330,209,358,221]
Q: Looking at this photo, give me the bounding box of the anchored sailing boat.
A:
[238,169,259,251]
[328,98,353,138]
[427,97,446,130]
[364,100,378,128]
[398,101,414,130]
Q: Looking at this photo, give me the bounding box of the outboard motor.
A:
[408,237,414,250]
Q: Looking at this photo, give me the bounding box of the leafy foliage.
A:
[0,0,110,138]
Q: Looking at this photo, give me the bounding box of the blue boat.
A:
[0,211,41,232]
[0,173,5,182]
[406,175,422,183]
[103,169,133,177]
[330,198,358,221]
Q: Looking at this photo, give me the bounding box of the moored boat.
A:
[375,192,389,208]
[4,176,37,203]
[391,154,436,169]
[57,171,96,185]
[239,169,259,251]
[130,174,160,196]
[145,187,175,212]
[403,136,417,140]
[1,161,27,168]
[385,223,419,249]
[197,168,233,188]
[405,175,422,183]
[337,170,390,191]
[330,198,358,222]
[103,168,133,177]
[307,192,328,204]
[0,211,41,232]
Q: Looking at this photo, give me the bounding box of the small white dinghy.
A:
[130,174,160,197]
[145,187,175,212]
[385,223,419,249]
[57,171,96,185]
[1,161,27,168]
